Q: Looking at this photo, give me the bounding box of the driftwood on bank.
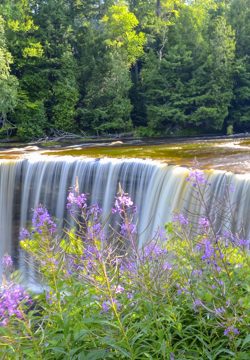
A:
[30,130,84,144]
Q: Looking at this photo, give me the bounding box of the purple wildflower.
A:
[84,245,100,260]
[238,238,249,248]
[19,228,30,240]
[101,299,121,312]
[86,222,103,240]
[115,285,125,294]
[215,307,225,316]
[0,283,32,326]
[143,242,167,259]
[201,241,214,260]
[75,194,87,208]
[87,204,102,220]
[197,239,215,261]
[217,279,224,287]
[67,192,87,211]
[127,292,133,300]
[2,255,13,270]
[163,261,172,271]
[32,206,56,234]
[120,260,137,274]
[224,326,240,337]
[66,192,75,209]
[102,301,110,313]
[192,269,203,277]
[173,213,189,226]
[176,284,189,296]
[120,222,137,237]
[112,191,136,215]
[193,298,203,310]
[186,169,207,186]
[199,217,210,229]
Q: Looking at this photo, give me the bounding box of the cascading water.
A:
[0,155,250,278]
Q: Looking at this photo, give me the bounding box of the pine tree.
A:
[0,15,18,133]
[228,0,250,130]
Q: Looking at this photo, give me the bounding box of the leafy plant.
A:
[1,169,250,359]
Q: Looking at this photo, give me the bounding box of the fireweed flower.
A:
[67,192,87,211]
[192,269,203,277]
[67,191,75,208]
[224,326,240,337]
[0,283,32,326]
[120,260,137,274]
[101,299,121,313]
[86,222,104,241]
[238,238,250,249]
[127,292,133,300]
[19,228,30,240]
[84,243,102,260]
[173,213,189,226]
[193,298,203,310]
[87,204,102,220]
[112,191,136,215]
[162,261,172,271]
[199,217,210,230]
[32,206,56,234]
[186,169,207,186]
[196,238,215,262]
[214,307,226,316]
[120,222,137,237]
[1,255,13,270]
[102,301,110,313]
[176,284,189,296]
[142,242,167,260]
[115,285,125,294]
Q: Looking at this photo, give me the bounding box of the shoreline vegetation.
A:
[0,0,250,141]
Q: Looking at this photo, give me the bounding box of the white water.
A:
[0,156,250,277]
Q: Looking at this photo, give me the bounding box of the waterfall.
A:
[0,155,250,277]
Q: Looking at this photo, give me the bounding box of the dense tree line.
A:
[0,0,249,140]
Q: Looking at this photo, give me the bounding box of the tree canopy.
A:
[0,0,249,139]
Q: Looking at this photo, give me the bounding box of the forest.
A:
[0,0,250,140]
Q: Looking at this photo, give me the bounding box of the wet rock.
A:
[109,141,124,146]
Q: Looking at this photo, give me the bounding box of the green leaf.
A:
[80,349,109,360]
[242,334,250,348]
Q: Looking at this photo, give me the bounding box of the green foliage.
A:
[15,96,47,140]
[228,0,250,130]
[1,180,250,358]
[142,3,235,134]
[102,3,146,66]
[0,16,18,123]
[227,124,234,135]
[83,51,133,134]
[0,0,249,138]
[52,50,79,131]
